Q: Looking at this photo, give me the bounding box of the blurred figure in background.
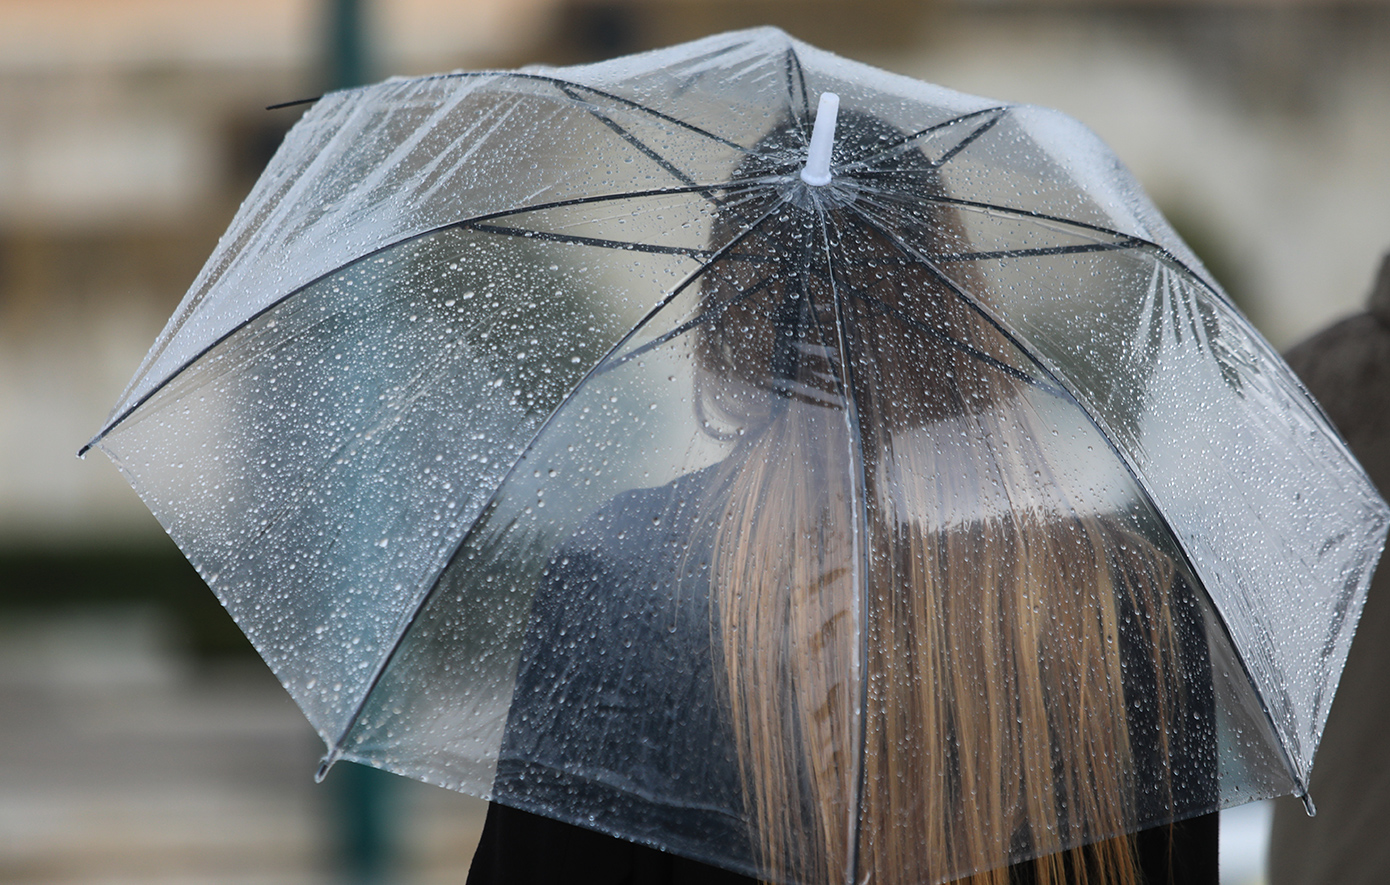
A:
[1269,252,1390,885]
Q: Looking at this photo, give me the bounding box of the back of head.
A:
[693,111,1201,885]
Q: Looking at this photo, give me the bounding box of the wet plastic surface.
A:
[90,27,1387,885]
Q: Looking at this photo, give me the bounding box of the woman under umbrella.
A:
[469,104,1219,885]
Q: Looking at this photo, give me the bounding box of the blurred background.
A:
[2,0,1386,882]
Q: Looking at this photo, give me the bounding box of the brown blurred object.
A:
[1268,252,1390,885]
[535,0,924,63]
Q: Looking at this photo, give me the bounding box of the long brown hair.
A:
[694,114,1194,885]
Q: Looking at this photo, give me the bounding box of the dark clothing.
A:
[467,803,1218,885]
[489,472,755,870]
[468,803,758,885]
[471,469,1219,884]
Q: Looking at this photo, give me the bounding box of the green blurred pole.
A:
[322,6,391,883]
[329,762,398,885]
[327,0,371,90]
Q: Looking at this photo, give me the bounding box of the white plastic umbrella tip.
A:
[800,92,839,186]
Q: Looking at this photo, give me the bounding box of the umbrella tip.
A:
[315,751,340,783]
[800,92,840,187]
[1300,791,1317,817]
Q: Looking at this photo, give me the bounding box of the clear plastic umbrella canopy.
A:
[85,27,1387,885]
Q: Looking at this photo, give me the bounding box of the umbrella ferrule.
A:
[800,92,840,187]
[315,748,342,783]
[1299,790,1317,817]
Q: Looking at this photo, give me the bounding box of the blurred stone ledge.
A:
[0,607,485,885]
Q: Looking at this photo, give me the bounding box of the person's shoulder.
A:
[580,469,712,535]
[558,467,716,564]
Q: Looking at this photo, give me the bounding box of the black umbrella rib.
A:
[847,287,1066,397]
[466,220,793,265]
[466,222,715,257]
[594,273,779,375]
[936,241,1144,263]
[266,96,319,110]
[848,189,1147,263]
[877,190,1141,243]
[820,239,1139,268]
[453,181,774,232]
[851,186,1220,296]
[783,47,812,137]
[554,82,713,202]
[839,106,1009,172]
[81,182,764,455]
[322,196,793,763]
[855,185,1206,268]
[928,108,1007,168]
[817,209,873,885]
[940,195,1226,300]
[458,181,806,261]
[533,76,751,153]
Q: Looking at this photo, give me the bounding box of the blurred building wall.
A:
[0,0,557,546]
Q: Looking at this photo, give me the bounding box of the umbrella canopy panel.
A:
[89,26,1387,885]
[92,222,694,736]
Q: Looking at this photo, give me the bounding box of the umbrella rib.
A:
[850,185,1211,281]
[847,288,1067,397]
[321,196,794,765]
[265,95,320,110]
[783,47,812,137]
[403,69,754,153]
[859,186,1142,242]
[928,107,1007,168]
[817,209,873,885]
[775,246,1129,268]
[452,181,755,227]
[81,182,769,455]
[837,106,1008,173]
[465,219,797,264]
[936,241,1145,263]
[451,177,809,249]
[850,185,1222,293]
[547,77,753,152]
[593,272,779,375]
[467,221,716,257]
[554,82,718,203]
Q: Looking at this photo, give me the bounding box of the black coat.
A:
[469,471,1219,884]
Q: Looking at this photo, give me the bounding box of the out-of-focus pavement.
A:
[0,609,487,884]
[0,607,1270,884]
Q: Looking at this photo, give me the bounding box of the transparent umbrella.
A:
[82,27,1387,885]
